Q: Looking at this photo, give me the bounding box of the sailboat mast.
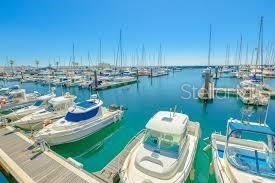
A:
[238,35,242,66]
[260,17,264,79]
[119,30,123,68]
[208,24,212,67]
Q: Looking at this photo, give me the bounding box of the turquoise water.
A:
[1,68,275,183]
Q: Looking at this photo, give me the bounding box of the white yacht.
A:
[11,93,76,130]
[237,80,270,106]
[4,92,56,122]
[211,118,275,183]
[0,89,40,113]
[34,94,123,146]
[120,111,200,183]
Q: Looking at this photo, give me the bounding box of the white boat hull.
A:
[37,110,123,146]
[120,122,200,183]
[12,111,66,130]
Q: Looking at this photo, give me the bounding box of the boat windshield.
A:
[226,131,275,179]
[33,100,43,106]
[144,130,180,155]
[46,104,54,112]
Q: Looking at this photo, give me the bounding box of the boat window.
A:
[34,100,43,106]
[226,131,275,179]
[46,105,54,112]
[159,135,179,154]
[144,130,180,154]
[144,130,160,149]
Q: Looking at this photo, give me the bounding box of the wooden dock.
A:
[94,79,138,91]
[93,130,145,183]
[0,126,103,183]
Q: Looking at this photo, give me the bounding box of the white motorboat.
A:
[120,111,200,183]
[11,92,76,130]
[4,92,56,122]
[237,80,270,106]
[0,88,40,113]
[34,94,123,146]
[211,118,275,183]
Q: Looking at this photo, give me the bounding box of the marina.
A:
[1,1,275,182]
[1,69,275,183]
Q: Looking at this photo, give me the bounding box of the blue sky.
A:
[0,0,274,66]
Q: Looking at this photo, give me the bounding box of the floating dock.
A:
[93,130,145,183]
[0,126,104,183]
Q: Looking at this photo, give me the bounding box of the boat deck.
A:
[0,126,103,183]
[93,130,145,183]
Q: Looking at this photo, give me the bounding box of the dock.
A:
[94,79,138,91]
[0,126,103,183]
[93,130,145,183]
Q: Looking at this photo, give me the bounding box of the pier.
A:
[0,126,103,183]
[93,130,145,183]
[94,79,138,91]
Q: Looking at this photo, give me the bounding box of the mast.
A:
[72,43,75,65]
[238,35,243,66]
[119,30,123,68]
[99,39,102,67]
[142,44,145,67]
[260,17,264,79]
[245,43,249,65]
[158,44,162,67]
[256,16,263,68]
[208,24,212,67]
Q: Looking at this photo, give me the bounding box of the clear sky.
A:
[0,0,274,66]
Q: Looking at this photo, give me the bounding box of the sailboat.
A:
[199,24,214,100]
[237,17,271,106]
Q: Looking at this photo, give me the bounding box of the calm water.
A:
[1,68,275,183]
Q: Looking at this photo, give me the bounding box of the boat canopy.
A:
[78,100,96,109]
[227,120,275,139]
[145,111,188,136]
[65,106,99,122]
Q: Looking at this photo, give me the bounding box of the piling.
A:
[94,70,98,90]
